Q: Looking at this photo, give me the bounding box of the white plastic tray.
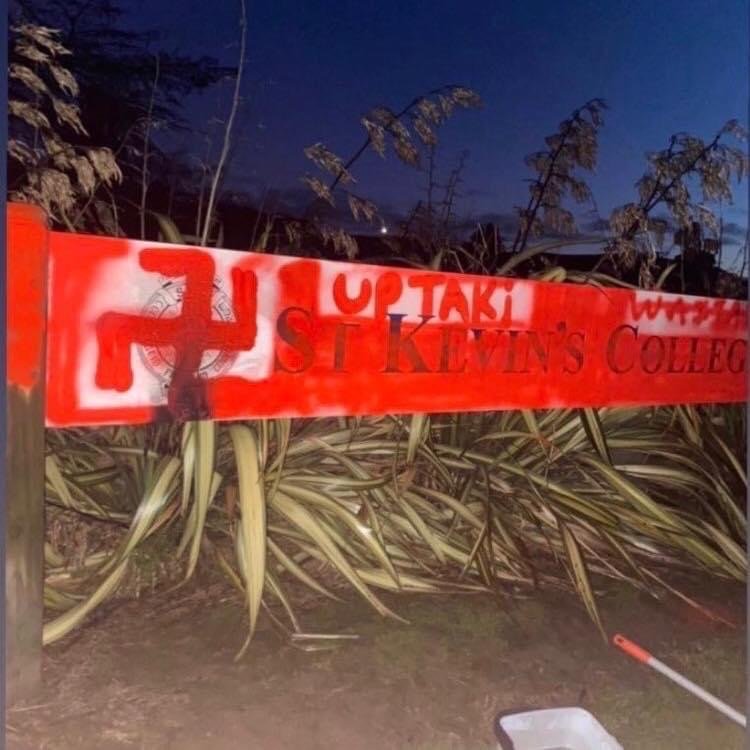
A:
[494,707,623,750]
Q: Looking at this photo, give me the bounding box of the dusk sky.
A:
[123,0,748,254]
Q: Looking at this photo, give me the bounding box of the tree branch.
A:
[511,100,597,254]
[201,0,246,246]
[139,53,160,240]
[328,85,464,194]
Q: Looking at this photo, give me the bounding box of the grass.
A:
[11,577,746,749]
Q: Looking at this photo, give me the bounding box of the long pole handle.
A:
[613,634,746,728]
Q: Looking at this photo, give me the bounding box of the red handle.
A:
[613,633,652,664]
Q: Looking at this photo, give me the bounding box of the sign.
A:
[8,207,747,428]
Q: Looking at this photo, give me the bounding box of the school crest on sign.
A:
[137,276,239,389]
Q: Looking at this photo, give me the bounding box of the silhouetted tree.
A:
[10,0,235,234]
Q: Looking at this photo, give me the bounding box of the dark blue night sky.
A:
[122,0,748,250]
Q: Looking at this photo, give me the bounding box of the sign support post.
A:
[6,204,48,703]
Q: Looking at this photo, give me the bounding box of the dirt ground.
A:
[6,575,747,750]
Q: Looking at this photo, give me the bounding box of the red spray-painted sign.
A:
[7,206,747,428]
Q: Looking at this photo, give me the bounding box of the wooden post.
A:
[6,204,48,704]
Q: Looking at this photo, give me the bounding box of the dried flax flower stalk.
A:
[300,85,482,254]
[8,23,122,228]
